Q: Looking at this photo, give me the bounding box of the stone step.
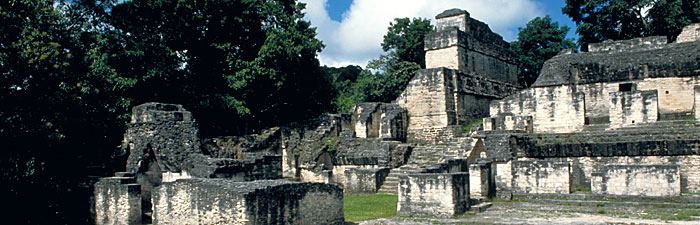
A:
[470,202,492,213]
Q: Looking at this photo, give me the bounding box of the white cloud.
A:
[301,0,544,67]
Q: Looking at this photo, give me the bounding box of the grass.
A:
[344,194,398,222]
[462,120,483,133]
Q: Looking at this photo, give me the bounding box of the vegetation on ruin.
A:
[327,18,432,113]
[344,194,398,222]
[1,0,329,223]
[511,16,576,87]
[563,0,700,51]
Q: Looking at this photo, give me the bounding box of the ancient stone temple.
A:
[94,103,344,225]
[481,23,700,198]
[395,9,520,143]
[93,8,700,223]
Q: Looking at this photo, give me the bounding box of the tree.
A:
[511,16,576,87]
[381,17,434,68]
[357,54,420,103]
[109,0,331,135]
[0,0,330,223]
[563,0,700,51]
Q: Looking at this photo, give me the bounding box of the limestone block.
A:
[397,173,469,217]
[695,86,700,120]
[591,165,680,197]
[343,167,391,194]
[300,169,332,183]
[152,179,345,225]
[608,90,658,128]
[469,162,494,199]
[94,177,141,225]
[512,160,570,195]
[676,23,700,43]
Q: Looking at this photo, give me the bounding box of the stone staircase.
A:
[377,137,476,194]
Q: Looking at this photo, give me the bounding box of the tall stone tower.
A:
[395,9,520,142]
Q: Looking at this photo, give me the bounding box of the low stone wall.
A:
[469,162,494,199]
[94,176,141,225]
[152,179,344,224]
[407,125,462,144]
[591,165,680,197]
[300,168,332,183]
[344,167,391,194]
[512,160,570,195]
[397,173,469,217]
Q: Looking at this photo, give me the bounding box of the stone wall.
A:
[152,179,344,225]
[512,160,570,195]
[676,23,700,43]
[591,165,680,197]
[533,41,700,87]
[351,103,408,141]
[397,173,469,217]
[94,176,141,225]
[489,77,700,133]
[609,90,658,128]
[201,127,280,160]
[469,161,494,199]
[427,9,518,84]
[588,36,668,53]
[344,167,391,194]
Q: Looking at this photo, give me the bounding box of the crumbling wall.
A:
[609,90,658,127]
[676,23,700,43]
[591,165,680,197]
[94,176,141,225]
[201,127,280,159]
[469,161,494,199]
[152,179,344,225]
[489,77,700,132]
[397,173,469,217]
[512,160,570,195]
[344,167,391,194]
[427,9,518,84]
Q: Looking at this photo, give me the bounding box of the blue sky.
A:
[302,0,579,67]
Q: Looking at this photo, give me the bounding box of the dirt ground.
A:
[358,196,700,225]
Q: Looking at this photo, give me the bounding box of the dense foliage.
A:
[381,18,433,68]
[1,0,328,223]
[327,17,432,113]
[563,0,700,51]
[511,16,576,87]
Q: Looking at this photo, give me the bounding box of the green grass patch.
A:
[344,194,398,222]
[462,120,483,133]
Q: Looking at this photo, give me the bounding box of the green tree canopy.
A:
[511,16,576,87]
[563,0,700,51]
[110,0,331,135]
[381,17,434,68]
[0,0,330,223]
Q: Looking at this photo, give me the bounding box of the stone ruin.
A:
[93,8,700,224]
[94,103,344,225]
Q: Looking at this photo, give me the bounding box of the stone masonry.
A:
[481,23,700,199]
[396,9,520,143]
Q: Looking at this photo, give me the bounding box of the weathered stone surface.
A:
[351,102,408,141]
[469,161,494,199]
[152,179,344,225]
[124,102,202,174]
[201,127,280,159]
[533,41,700,87]
[676,23,700,43]
[591,165,680,197]
[609,90,658,128]
[344,167,391,194]
[397,172,469,217]
[512,160,570,195]
[94,177,141,225]
[588,36,668,53]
